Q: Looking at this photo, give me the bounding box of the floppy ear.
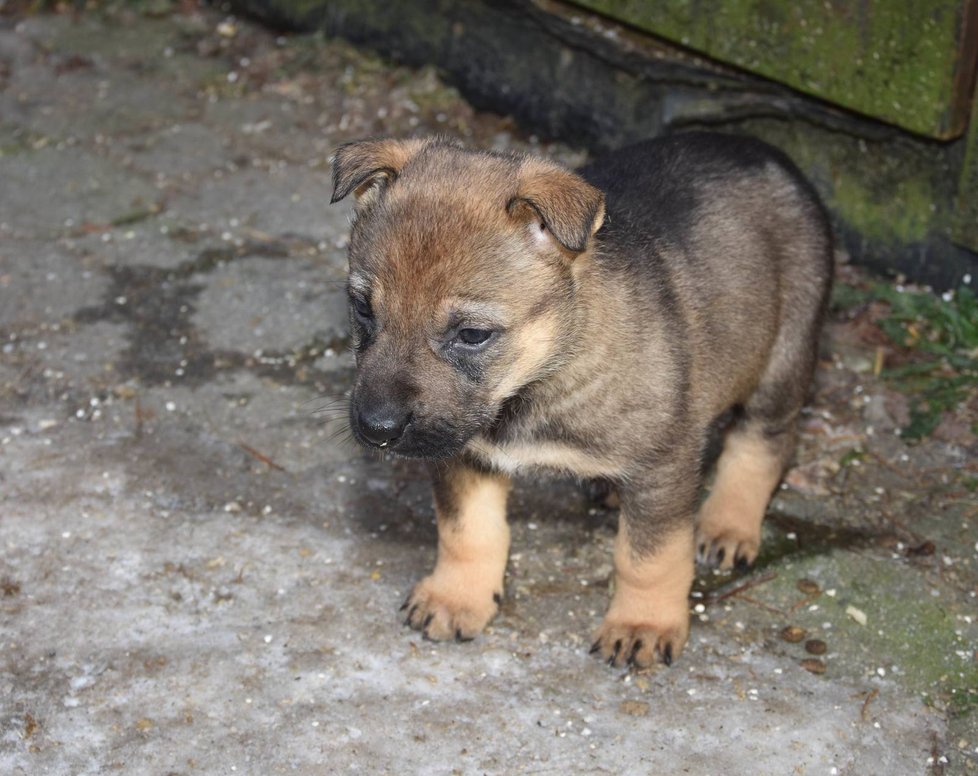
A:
[329,138,429,206]
[508,159,605,253]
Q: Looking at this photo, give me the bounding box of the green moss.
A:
[830,173,934,244]
[846,586,978,719]
[574,0,965,137]
[733,118,946,245]
[760,552,978,716]
[952,89,978,251]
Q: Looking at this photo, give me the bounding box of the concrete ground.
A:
[1,5,976,775]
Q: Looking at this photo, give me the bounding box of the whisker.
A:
[308,395,350,407]
[328,425,354,442]
[312,408,349,419]
[310,397,351,418]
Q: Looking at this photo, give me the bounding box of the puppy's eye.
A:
[457,328,493,347]
[352,296,373,321]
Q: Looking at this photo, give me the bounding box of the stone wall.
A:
[230,0,978,289]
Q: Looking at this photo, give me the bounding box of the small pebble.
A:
[800,658,826,674]
[619,700,650,717]
[796,578,820,594]
[804,639,827,655]
[780,625,807,643]
[906,541,935,557]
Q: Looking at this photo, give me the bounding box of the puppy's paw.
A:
[402,572,501,642]
[696,429,780,570]
[695,517,760,571]
[596,523,694,668]
[590,612,689,669]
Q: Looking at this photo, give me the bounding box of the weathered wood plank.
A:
[572,0,978,139]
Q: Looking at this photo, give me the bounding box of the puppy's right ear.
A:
[329,138,428,207]
[509,158,605,254]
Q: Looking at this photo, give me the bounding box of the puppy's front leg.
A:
[592,468,696,668]
[403,458,511,641]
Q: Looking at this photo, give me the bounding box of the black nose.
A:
[356,405,411,448]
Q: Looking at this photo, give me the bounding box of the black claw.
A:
[399,599,410,612]
[455,628,473,643]
[734,555,749,572]
[405,604,418,626]
[492,592,502,605]
[662,643,673,666]
[589,639,602,655]
[422,613,434,630]
[627,640,643,666]
[698,543,706,557]
[716,547,725,564]
[608,638,622,666]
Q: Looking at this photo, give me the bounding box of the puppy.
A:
[330,133,833,667]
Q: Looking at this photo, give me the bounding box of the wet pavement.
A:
[1,5,976,775]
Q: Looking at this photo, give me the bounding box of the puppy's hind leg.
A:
[696,308,822,570]
[695,419,794,570]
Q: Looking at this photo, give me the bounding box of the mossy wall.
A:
[954,91,978,249]
[573,0,977,139]
[231,0,978,289]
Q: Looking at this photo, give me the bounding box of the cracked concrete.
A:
[1,5,976,776]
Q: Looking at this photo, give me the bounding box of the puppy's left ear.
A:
[330,138,428,207]
[509,159,605,254]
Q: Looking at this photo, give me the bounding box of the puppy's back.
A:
[582,132,833,418]
[582,132,829,264]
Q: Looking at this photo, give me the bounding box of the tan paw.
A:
[590,613,689,669]
[695,517,760,571]
[696,428,782,570]
[401,572,501,642]
[595,522,694,668]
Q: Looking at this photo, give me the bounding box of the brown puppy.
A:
[330,133,833,668]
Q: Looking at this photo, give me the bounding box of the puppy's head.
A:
[330,137,604,459]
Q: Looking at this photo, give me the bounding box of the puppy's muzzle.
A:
[355,403,413,449]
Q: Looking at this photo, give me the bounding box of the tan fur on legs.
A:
[592,521,694,668]
[404,468,511,641]
[696,428,786,570]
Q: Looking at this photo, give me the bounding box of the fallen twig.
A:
[134,394,144,437]
[736,594,785,615]
[789,591,823,613]
[860,688,879,721]
[706,571,778,604]
[238,442,286,472]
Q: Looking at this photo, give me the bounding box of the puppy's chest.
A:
[468,426,622,478]
[466,438,617,478]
